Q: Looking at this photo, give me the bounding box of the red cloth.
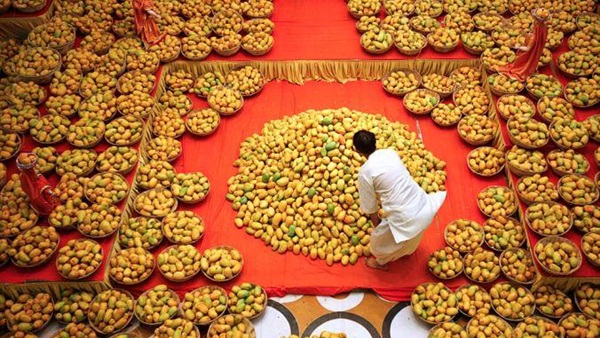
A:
[497,18,549,82]
[120,80,506,301]
[133,0,165,47]
[19,164,58,216]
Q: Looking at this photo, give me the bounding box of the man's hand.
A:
[368,212,381,227]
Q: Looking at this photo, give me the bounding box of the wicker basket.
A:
[564,88,599,109]
[360,36,393,55]
[534,236,582,276]
[14,49,62,85]
[208,87,244,116]
[181,46,211,61]
[499,248,536,285]
[382,69,422,97]
[201,245,244,282]
[56,239,103,280]
[208,315,256,337]
[230,285,268,320]
[466,147,505,177]
[546,149,590,177]
[85,172,130,204]
[466,315,511,336]
[507,118,549,150]
[457,119,494,146]
[396,32,427,56]
[489,82,524,97]
[181,285,228,325]
[505,151,547,177]
[134,188,179,219]
[490,282,536,322]
[427,251,463,280]
[105,116,145,147]
[0,132,22,162]
[427,34,458,53]
[496,94,535,120]
[185,110,220,137]
[410,283,458,325]
[161,211,205,244]
[213,43,241,57]
[463,250,501,284]
[157,245,201,283]
[117,71,157,95]
[14,0,45,13]
[427,322,466,337]
[89,289,134,335]
[242,41,274,56]
[11,234,59,268]
[403,89,440,115]
[455,284,491,318]
[226,65,265,97]
[525,201,573,236]
[558,174,600,206]
[581,233,600,268]
[444,219,484,254]
[109,248,155,286]
[477,186,517,218]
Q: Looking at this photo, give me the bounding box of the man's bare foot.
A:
[365,257,389,271]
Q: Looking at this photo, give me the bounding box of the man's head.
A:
[353,130,376,156]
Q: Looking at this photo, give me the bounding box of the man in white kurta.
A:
[353,130,446,270]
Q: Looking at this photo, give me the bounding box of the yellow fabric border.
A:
[0,0,55,39]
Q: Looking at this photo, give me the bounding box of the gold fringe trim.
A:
[0,0,56,39]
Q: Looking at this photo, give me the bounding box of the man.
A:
[353,130,446,270]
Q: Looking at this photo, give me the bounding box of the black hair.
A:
[353,130,376,155]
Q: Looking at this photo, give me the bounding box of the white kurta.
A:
[357,149,446,263]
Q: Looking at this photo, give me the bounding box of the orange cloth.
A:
[133,0,165,47]
[497,18,548,82]
[19,165,58,216]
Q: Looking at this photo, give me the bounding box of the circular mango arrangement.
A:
[347,0,381,18]
[201,246,243,282]
[143,136,182,162]
[403,89,440,114]
[558,174,599,205]
[514,316,562,337]
[360,28,393,54]
[85,172,129,205]
[226,66,264,97]
[477,186,517,218]
[194,71,226,98]
[54,289,94,324]
[467,314,513,337]
[159,91,192,116]
[55,149,97,177]
[118,216,163,250]
[228,283,267,319]
[582,232,600,266]
[158,245,202,282]
[428,322,467,338]
[152,110,186,138]
[427,246,463,279]
[467,146,505,177]
[171,172,210,203]
[507,115,549,149]
[575,284,600,320]
[535,236,582,275]
[109,247,154,285]
[450,66,481,88]
[78,203,122,239]
[564,77,600,108]
[537,96,575,123]
[162,211,205,245]
[382,69,421,96]
[88,289,134,335]
[207,86,244,115]
[410,15,441,34]
[5,293,53,333]
[186,108,220,136]
[455,284,492,317]
[525,74,563,99]
[490,282,535,321]
[394,29,426,55]
[463,247,501,283]
[483,216,524,251]
[499,248,536,284]
[547,149,590,176]
[149,35,181,63]
[228,108,446,265]
[207,314,254,338]
[8,226,59,268]
[57,239,103,280]
[457,114,497,145]
[461,31,494,55]
[444,219,483,253]
[526,201,571,236]
[534,285,573,318]
[181,286,227,326]
[431,103,462,127]
[505,146,547,176]
[181,35,212,60]
[422,73,456,98]
[497,94,535,120]
[487,73,524,96]
[559,312,600,337]
[411,282,458,324]
[427,27,459,52]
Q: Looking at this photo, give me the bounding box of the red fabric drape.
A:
[19,161,58,216]
[497,18,549,82]
[133,0,165,47]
